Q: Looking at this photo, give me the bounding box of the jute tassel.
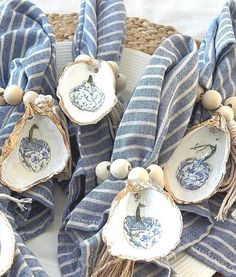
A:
[91,244,135,277]
[217,120,236,221]
[0,194,32,211]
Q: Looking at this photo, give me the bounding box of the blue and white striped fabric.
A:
[72,0,126,61]
[182,1,236,276]
[64,0,126,217]
[58,33,199,277]
[0,185,48,277]
[0,0,56,275]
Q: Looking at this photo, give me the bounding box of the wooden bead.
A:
[110,159,131,179]
[128,167,149,182]
[0,96,5,106]
[201,90,222,111]
[231,209,236,220]
[108,61,119,78]
[224,96,236,118]
[0,88,5,106]
[217,105,234,121]
[75,54,91,62]
[0,87,4,96]
[95,161,111,181]
[4,85,23,105]
[116,73,127,92]
[195,85,204,103]
[146,164,164,188]
[45,95,54,106]
[23,91,38,105]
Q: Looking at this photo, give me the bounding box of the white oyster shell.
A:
[57,57,117,125]
[103,180,182,261]
[0,103,70,192]
[0,211,15,276]
[165,113,230,203]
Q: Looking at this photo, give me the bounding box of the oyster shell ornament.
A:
[0,211,15,276]
[165,113,230,203]
[57,56,117,125]
[103,180,182,261]
[0,94,71,192]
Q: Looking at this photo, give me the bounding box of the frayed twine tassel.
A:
[0,194,32,211]
[91,244,135,277]
[217,120,236,221]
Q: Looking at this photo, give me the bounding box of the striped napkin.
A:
[63,0,126,218]
[58,31,199,276]
[183,1,236,275]
[0,0,56,275]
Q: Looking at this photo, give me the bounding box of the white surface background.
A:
[32,0,227,39]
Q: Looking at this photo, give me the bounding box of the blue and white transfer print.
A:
[177,144,216,190]
[123,203,162,249]
[69,75,105,112]
[19,124,51,173]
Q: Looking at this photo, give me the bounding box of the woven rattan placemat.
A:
[47,13,178,55]
[47,13,221,277]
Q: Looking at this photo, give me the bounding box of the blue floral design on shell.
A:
[177,158,211,190]
[176,144,216,191]
[69,75,105,112]
[123,203,161,249]
[19,124,51,173]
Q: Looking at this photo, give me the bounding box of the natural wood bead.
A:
[23,91,38,105]
[231,209,236,220]
[75,54,91,62]
[195,85,204,103]
[0,87,4,96]
[4,85,23,105]
[0,88,5,106]
[108,61,119,78]
[128,167,149,182]
[224,96,236,118]
[0,96,5,106]
[95,161,111,181]
[201,90,222,111]
[110,159,131,179]
[116,73,127,92]
[217,105,234,121]
[146,164,164,188]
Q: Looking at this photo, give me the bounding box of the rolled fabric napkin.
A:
[64,0,126,216]
[0,185,48,276]
[58,33,202,277]
[0,0,56,275]
[182,1,236,276]
[0,0,56,239]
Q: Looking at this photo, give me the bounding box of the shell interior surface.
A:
[0,211,15,276]
[57,58,117,125]
[103,180,182,261]
[1,113,69,192]
[165,114,230,203]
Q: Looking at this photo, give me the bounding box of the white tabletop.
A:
[32,0,226,39]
